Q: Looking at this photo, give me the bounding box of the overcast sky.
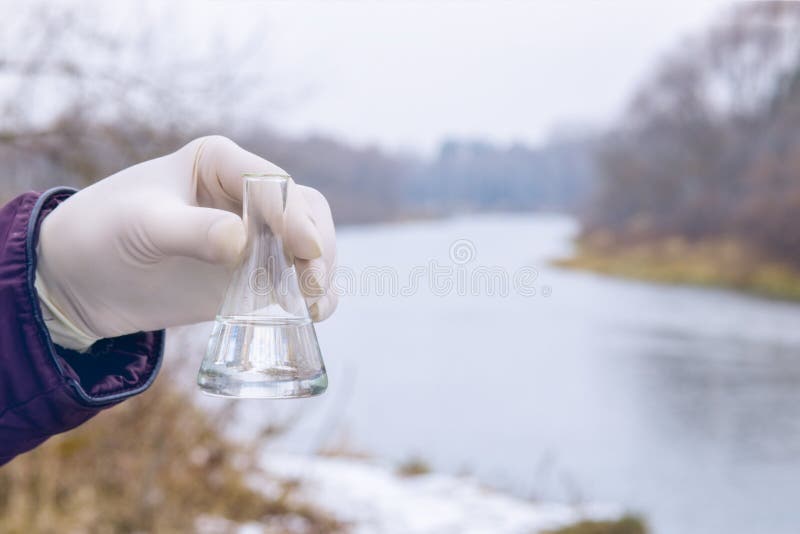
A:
[65,0,736,154]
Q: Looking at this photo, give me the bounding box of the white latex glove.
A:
[35,135,338,351]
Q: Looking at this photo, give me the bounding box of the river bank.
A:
[554,232,800,301]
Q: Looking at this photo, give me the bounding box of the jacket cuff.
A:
[26,188,164,406]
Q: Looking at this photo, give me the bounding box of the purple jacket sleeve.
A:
[0,188,164,465]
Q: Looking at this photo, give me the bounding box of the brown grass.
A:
[555,232,800,301]
[0,367,344,534]
[396,456,432,477]
[541,515,647,534]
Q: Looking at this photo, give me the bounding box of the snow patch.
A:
[261,454,620,534]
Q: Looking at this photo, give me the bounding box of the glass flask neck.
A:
[215,172,307,320]
[243,175,290,240]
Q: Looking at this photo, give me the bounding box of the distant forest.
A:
[238,132,596,224]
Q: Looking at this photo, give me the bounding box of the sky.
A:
[44,0,736,155]
[227,0,735,154]
[259,1,737,154]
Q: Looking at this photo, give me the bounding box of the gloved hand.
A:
[35,135,338,351]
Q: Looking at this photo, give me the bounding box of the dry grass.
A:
[0,367,344,534]
[541,515,647,534]
[555,232,800,301]
[396,456,432,477]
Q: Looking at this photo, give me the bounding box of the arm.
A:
[0,188,163,465]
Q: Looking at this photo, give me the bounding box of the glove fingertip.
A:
[310,292,338,322]
[207,215,246,265]
[290,214,324,260]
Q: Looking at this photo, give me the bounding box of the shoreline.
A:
[554,233,800,302]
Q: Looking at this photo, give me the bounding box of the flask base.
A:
[197,368,328,398]
[198,316,328,399]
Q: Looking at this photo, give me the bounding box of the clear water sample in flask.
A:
[197,173,328,398]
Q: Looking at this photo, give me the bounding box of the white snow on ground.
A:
[260,454,620,534]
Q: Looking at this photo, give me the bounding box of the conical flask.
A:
[197,173,328,398]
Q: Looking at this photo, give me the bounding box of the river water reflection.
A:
[240,214,800,534]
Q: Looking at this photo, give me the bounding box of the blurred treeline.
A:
[238,130,594,223]
[0,5,594,225]
[411,136,594,215]
[584,3,800,269]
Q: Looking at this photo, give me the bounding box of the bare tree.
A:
[0,2,260,197]
[586,2,800,265]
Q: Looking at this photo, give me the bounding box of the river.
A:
[227,214,800,534]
